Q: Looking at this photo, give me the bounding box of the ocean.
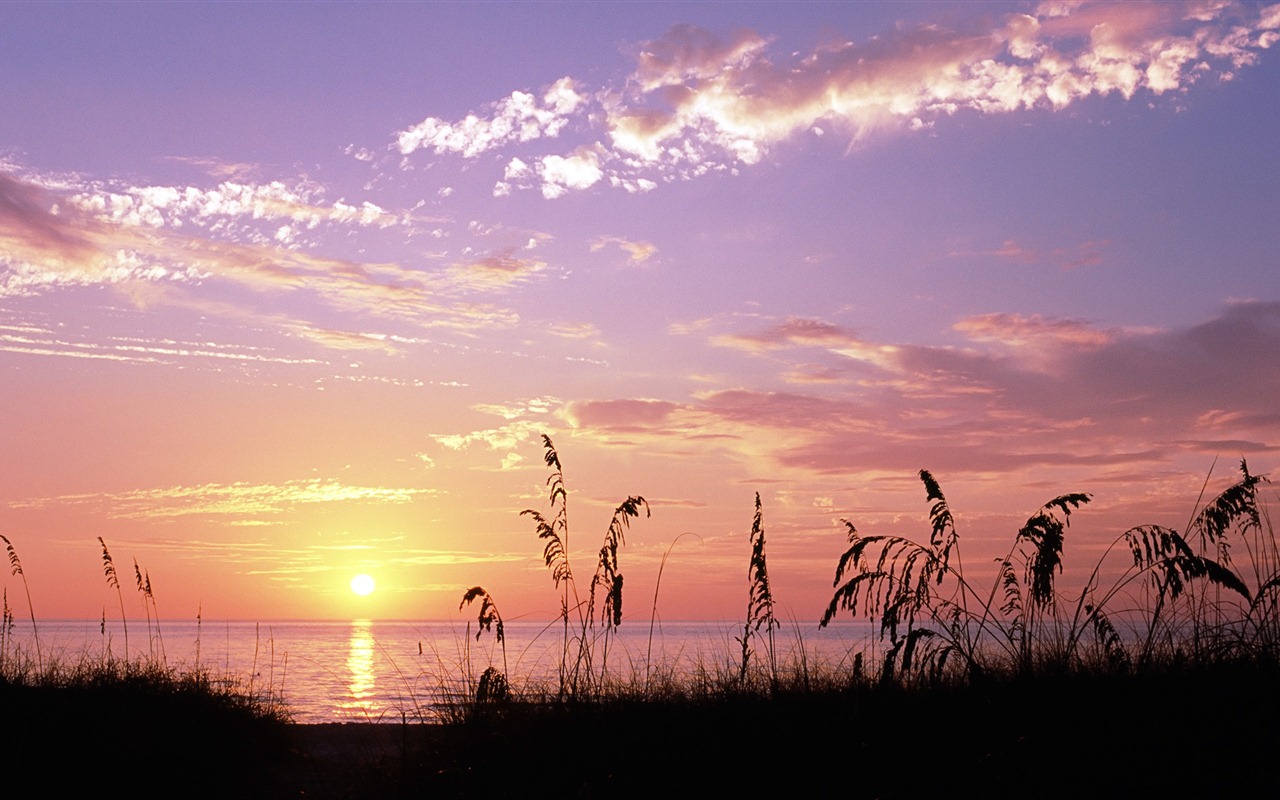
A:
[3,618,876,723]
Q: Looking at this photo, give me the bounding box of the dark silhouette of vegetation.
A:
[1,535,38,665]
[1,450,1277,798]
[459,585,508,699]
[821,461,1271,685]
[520,435,646,697]
[0,658,292,799]
[0,543,291,799]
[737,492,779,688]
[99,537,129,659]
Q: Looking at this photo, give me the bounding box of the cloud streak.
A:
[0,170,539,338]
[0,322,326,367]
[8,479,432,521]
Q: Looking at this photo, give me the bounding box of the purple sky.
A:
[1,1,1278,621]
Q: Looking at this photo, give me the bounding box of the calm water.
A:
[4,618,875,723]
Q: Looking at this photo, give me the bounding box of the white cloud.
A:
[504,157,531,179]
[537,148,603,198]
[396,77,583,158]
[64,179,403,242]
[431,420,544,453]
[0,324,325,367]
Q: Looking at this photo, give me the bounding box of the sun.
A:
[350,573,375,596]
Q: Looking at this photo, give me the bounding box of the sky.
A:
[1,1,1278,624]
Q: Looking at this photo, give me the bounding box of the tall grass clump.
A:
[2,589,15,669]
[586,494,648,686]
[459,585,508,703]
[521,435,578,693]
[737,493,778,689]
[1068,459,1275,669]
[134,557,166,664]
[821,468,1094,682]
[1,535,39,665]
[821,463,1276,684]
[514,434,646,698]
[99,536,129,658]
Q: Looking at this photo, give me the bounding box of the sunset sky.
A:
[2,1,1278,624]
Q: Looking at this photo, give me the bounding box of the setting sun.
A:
[350,574,375,597]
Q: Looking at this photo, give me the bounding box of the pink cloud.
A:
[713,316,902,371]
[559,302,1280,479]
[0,173,99,264]
[954,313,1114,349]
[782,364,852,385]
[951,238,1109,270]
[451,250,548,290]
[564,399,683,432]
[715,317,862,351]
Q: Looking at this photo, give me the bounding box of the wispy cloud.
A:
[713,317,900,369]
[952,312,1114,349]
[0,169,536,337]
[432,420,546,458]
[949,238,1109,269]
[590,235,658,266]
[547,321,603,340]
[0,323,325,367]
[8,479,433,521]
[65,178,407,244]
[448,249,549,290]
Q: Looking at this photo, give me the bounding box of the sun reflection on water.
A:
[338,618,377,718]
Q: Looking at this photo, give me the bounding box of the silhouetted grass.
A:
[519,434,648,697]
[3,451,1279,798]
[737,491,779,688]
[408,448,1280,798]
[820,460,1278,686]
